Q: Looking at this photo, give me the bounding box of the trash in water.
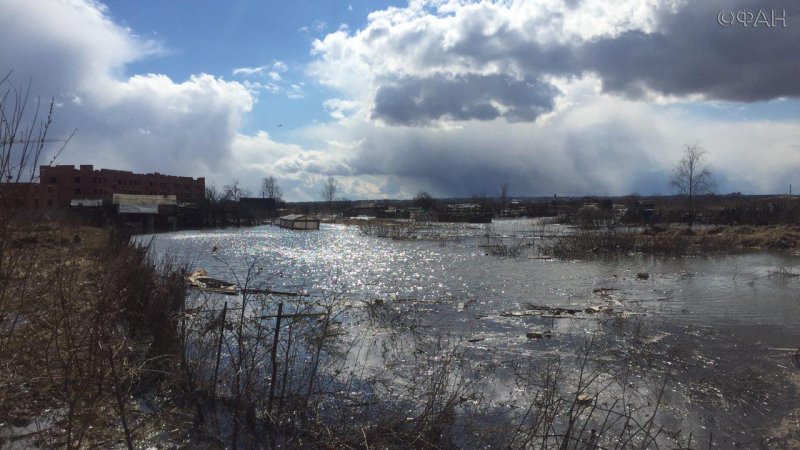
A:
[526,330,552,339]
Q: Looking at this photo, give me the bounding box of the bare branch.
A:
[321,176,338,215]
[261,175,282,202]
[669,144,716,226]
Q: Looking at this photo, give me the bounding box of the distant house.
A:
[278,214,320,230]
[239,197,278,221]
[439,203,492,223]
[112,193,179,231]
[344,201,410,219]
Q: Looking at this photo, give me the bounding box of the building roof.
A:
[280,214,317,221]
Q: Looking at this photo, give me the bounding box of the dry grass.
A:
[0,222,186,448]
[539,224,800,258]
[0,221,699,449]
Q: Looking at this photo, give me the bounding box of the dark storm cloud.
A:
[582,0,800,101]
[343,110,674,197]
[355,0,800,127]
[372,73,559,125]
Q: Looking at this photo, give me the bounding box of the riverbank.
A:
[4,219,800,448]
[0,222,189,448]
[138,222,800,448]
[541,223,800,258]
[672,224,800,251]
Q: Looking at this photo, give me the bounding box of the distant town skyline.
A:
[1,0,799,201]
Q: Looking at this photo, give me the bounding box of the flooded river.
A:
[138,219,800,448]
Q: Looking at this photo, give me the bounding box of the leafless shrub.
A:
[541,226,739,258]
[360,221,420,239]
[768,265,800,279]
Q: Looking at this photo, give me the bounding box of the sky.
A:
[1,0,799,201]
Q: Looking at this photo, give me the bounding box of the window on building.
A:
[49,177,56,183]
[74,177,80,183]
[48,199,52,206]
[75,188,81,194]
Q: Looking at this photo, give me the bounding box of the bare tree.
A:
[205,185,221,204]
[222,179,250,226]
[224,178,250,202]
[1,74,71,186]
[413,191,437,210]
[321,176,338,216]
[261,175,282,202]
[499,182,510,216]
[670,144,715,226]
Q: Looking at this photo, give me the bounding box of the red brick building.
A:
[2,165,205,210]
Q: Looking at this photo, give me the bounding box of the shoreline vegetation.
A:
[542,223,800,258]
[2,218,800,447]
[0,221,679,448]
[355,218,800,256]
[3,74,799,448]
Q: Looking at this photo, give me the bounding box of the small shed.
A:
[278,214,320,230]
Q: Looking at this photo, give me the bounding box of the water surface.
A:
[138,220,800,447]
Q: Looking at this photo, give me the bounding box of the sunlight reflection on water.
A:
[138,220,800,331]
[136,219,800,446]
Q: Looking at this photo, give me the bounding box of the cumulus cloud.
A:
[2,0,799,201]
[297,0,800,198]
[311,0,800,126]
[233,60,288,78]
[0,0,253,187]
[232,60,303,98]
[583,0,800,102]
[373,73,559,125]
[298,84,800,198]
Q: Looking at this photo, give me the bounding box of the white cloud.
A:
[272,60,288,72]
[0,0,253,187]
[297,0,800,197]
[233,60,288,78]
[287,83,306,99]
[2,0,798,201]
[233,66,269,77]
[324,98,360,120]
[233,60,294,96]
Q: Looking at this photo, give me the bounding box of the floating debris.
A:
[241,288,309,297]
[584,305,613,314]
[500,303,639,320]
[526,330,552,339]
[637,272,650,280]
[185,269,238,295]
[592,287,619,293]
[525,304,581,315]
